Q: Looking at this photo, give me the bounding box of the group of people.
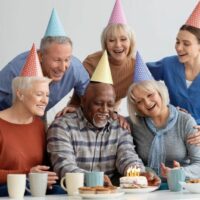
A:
[1,0,200,196]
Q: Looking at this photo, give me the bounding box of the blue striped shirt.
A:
[47,108,144,178]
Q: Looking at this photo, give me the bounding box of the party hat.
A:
[44,8,66,37]
[108,0,127,25]
[20,43,43,77]
[133,51,154,83]
[91,51,113,84]
[185,2,200,28]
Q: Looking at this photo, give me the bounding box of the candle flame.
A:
[126,166,140,176]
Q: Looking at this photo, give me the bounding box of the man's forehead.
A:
[87,82,114,93]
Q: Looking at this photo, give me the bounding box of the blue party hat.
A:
[44,8,66,37]
[134,51,154,83]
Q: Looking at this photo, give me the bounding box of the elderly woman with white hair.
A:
[127,80,200,185]
[0,75,65,196]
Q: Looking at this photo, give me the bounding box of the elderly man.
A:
[47,81,160,186]
[0,9,89,112]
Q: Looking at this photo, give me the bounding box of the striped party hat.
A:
[108,0,127,25]
[185,1,200,28]
[44,8,66,37]
[133,51,154,83]
[20,43,43,77]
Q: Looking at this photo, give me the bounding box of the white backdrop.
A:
[0,0,198,123]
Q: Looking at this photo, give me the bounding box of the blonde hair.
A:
[127,80,169,124]
[101,24,136,58]
[12,76,51,102]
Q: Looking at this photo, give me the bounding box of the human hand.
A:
[30,165,58,189]
[110,112,130,131]
[55,106,77,118]
[187,126,200,146]
[161,161,181,178]
[141,171,161,186]
[104,175,113,186]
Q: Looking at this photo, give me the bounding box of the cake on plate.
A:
[120,166,148,188]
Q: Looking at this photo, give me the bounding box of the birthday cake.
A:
[120,167,148,188]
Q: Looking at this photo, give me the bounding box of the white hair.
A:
[127,80,169,124]
[12,76,51,102]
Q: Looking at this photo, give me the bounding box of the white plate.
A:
[79,192,124,199]
[120,186,159,193]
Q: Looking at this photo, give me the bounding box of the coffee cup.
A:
[85,171,104,187]
[60,172,84,196]
[26,172,48,197]
[7,174,26,199]
[167,168,185,192]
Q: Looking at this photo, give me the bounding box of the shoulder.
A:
[177,109,196,125]
[1,51,29,74]
[33,117,45,129]
[162,55,179,63]
[83,51,102,64]
[48,112,79,130]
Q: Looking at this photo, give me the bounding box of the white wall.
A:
[0,0,198,123]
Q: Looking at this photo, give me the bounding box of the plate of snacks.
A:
[78,186,124,199]
[180,179,200,193]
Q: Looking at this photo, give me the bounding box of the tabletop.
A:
[1,190,200,200]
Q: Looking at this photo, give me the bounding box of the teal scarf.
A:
[146,104,178,175]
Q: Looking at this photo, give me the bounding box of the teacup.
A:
[61,172,84,196]
[167,168,185,192]
[85,171,104,187]
[7,174,26,199]
[26,172,48,197]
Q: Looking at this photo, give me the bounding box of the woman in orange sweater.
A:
[0,44,65,196]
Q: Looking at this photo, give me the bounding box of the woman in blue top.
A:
[147,25,200,126]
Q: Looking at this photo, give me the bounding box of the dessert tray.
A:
[79,192,124,199]
[119,185,159,193]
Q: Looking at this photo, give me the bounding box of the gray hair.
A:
[101,24,136,58]
[127,80,169,124]
[12,76,51,102]
[40,36,73,54]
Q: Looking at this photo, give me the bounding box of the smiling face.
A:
[175,30,200,64]
[105,27,131,63]
[40,42,72,81]
[131,85,165,119]
[81,83,116,128]
[19,80,50,116]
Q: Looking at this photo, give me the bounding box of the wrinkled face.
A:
[175,30,200,64]
[132,86,165,118]
[106,28,131,63]
[20,81,50,116]
[41,42,72,81]
[81,83,116,128]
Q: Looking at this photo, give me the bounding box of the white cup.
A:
[7,174,26,199]
[61,173,84,196]
[26,172,48,197]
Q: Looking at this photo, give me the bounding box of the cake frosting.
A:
[120,176,148,188]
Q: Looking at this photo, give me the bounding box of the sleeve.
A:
[71,57,90,97]
[115,129,145,175]
[0,53,26,110]
[146,59,164,81]
[47,120,87,178]
[181,114,200,178]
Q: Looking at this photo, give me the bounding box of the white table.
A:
[1,191,200,200]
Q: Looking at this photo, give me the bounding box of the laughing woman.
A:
[127,80,200,185]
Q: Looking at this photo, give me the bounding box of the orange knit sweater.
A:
[83,51,135,107]
[0,117,46,184]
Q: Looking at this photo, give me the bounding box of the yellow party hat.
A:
[91,51,113,84]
